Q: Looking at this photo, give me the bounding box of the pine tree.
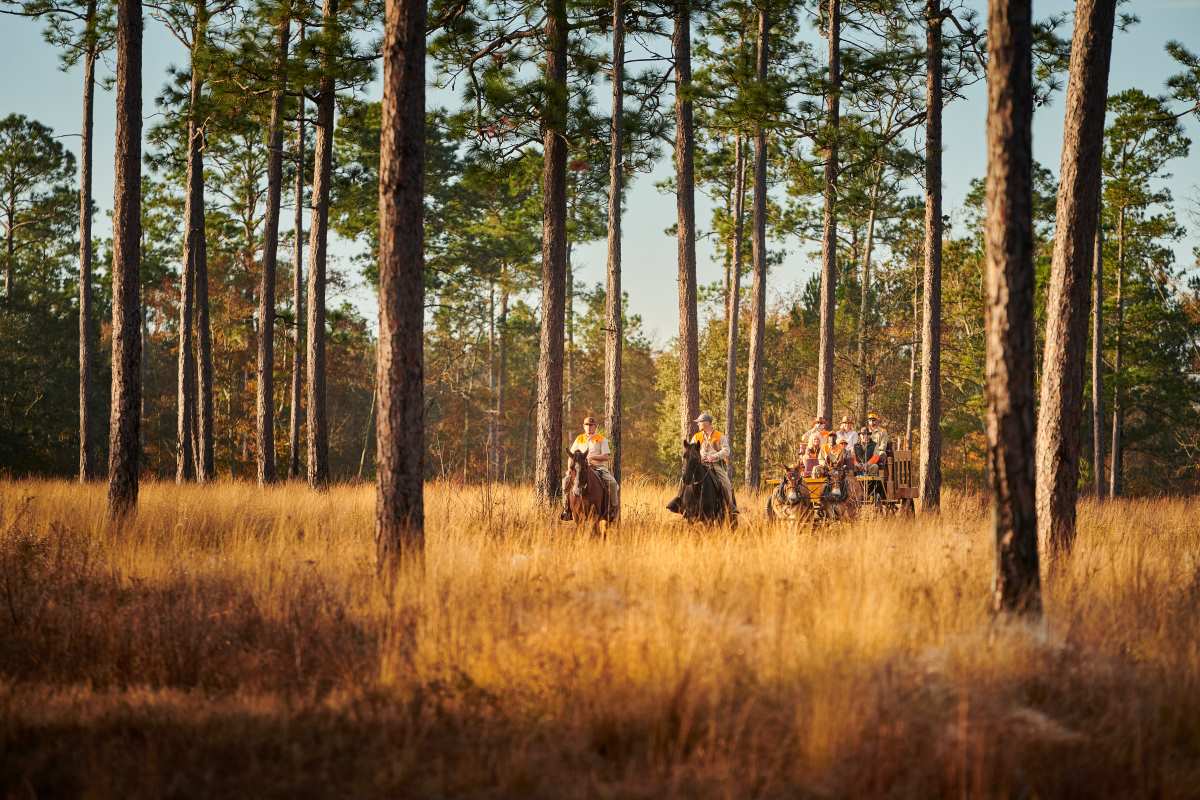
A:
[1035,0,1116,560]
[107,0,141,517]
[376,0,425,574]
[984,0,1040,616]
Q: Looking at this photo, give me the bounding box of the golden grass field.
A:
[2,477,1198,798]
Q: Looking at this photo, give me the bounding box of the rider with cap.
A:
[667,412,738,518]
[560,414,620,521]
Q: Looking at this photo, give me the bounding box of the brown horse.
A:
[565,449,616,533]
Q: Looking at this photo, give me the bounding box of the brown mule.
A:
[565,449,615,535]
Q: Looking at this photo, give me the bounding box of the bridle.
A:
[570,451,589,493]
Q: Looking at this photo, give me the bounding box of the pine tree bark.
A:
[533,0,568,505]
[107,0,142,518]
[376,0,425,574]
[176,13,208,483]
[984,0,1040,616]
[496,281,509,479]
[289,44,305,481]
[1109,206,1124,497]
[307,0,338,489]
[1091,209,1104,497]
[744,6,769,490]
[257,12,291,485]
[906,272,919,445]
[191,3,214,482]
[78,2,98,482]
[919,0,943,510]
[565,237,574,424]
[815,0,840,423]
[605,0,624,482]
[856,167,881,423]
[724,134,745,457]
[176,211,196,483]
[1035,0,1116,559]
[674,0,701,440]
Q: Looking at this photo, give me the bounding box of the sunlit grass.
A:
[1,478,1198,797]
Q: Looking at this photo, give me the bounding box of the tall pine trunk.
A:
[190,3,214,482]
[1109,206,1125,497]
[177,11,208,483]
[724,134,745,453]
[984,0,1040,616]
[289,41,305,480]
[257,11,290,485]
[307,0,338,489]
[496,282,509,479]
[78,3,98,481]
[674,0,701,440]
[744,6,768,490]
[605,0,624,482]
[919,0,943,510]
[905,270,919,445]
[815,0,840,423]
[565,237,574,423]
[107,0,142,518]
[533,0,568,505]
[1091,207,1104,497]
[855,167,881,423]
[376,0,425,574]
[1035,0,1116,558]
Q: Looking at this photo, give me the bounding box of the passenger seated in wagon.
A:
[800,443,820,477]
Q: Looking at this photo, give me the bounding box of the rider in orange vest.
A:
[560,415,620,521]
[667,412,738,517]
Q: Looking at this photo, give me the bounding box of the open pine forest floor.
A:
[1,478,1198,798]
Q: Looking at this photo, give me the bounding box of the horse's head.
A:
[681,439,703,483]
[781,466,803,505]
[567,448,589,491]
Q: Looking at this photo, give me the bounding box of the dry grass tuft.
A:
[1,479,1199,797]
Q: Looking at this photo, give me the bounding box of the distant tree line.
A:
[0,0,1198,527]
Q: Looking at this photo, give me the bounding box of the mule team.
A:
[560,410,892,526]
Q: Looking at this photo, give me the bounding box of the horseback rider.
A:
[862,411,890,476]
[667,412,738,518]
[560,415,620,521]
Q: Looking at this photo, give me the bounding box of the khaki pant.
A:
[563,464,620,514]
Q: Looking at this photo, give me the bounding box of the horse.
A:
[766,464,810,522]
[676,440,735,527]
[817,454,858,523]
[565,449,616,533]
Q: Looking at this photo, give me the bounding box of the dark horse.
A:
[565,449,616,532]
[675,440,736,527]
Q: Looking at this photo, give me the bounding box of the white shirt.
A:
[837,429,859,448]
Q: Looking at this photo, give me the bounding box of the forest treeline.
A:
[1,0,1198,498]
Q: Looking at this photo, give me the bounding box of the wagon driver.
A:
[560,415,620,521]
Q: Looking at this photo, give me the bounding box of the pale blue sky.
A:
[2,1,1198,344]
